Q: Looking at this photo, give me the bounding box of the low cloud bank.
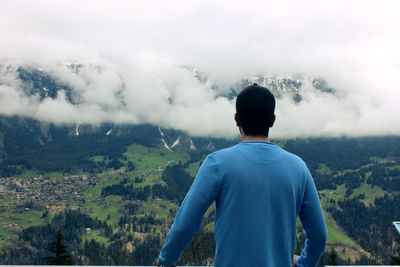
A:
[0,0,399,138]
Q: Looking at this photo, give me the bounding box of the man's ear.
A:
[270,114,276,128]
[234,113,241,127]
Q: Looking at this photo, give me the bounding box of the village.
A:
[0,174,99,212]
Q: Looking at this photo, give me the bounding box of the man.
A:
[156,84,327,267]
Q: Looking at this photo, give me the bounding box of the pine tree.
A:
[325,247,339,265]
[45,230,74,265]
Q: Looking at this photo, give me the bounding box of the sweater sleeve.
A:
[297,168,328,267]
[158,155,221,266]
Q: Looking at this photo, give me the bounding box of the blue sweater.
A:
[159,142,327,267]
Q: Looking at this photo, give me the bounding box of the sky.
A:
[0,0,400,138]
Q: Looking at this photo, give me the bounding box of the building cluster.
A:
[0,175,99,209]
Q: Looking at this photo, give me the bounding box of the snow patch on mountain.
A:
[171,136,180,149]
[75,124,79,136]
[161,138,173,152]
[206,141,215,151]
[158,127,164,138]
[43,87,49,97]
[190,139,197,150]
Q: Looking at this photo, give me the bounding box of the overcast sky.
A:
[1,0,400,138]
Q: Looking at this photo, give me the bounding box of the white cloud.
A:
[0,0,400,138]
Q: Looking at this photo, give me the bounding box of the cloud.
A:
[0,0,400,138]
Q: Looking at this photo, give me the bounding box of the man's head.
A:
[235,83,276,137]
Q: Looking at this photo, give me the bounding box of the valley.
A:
[0,120,399,265]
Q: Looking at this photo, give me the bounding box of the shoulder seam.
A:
[208,154,222,191]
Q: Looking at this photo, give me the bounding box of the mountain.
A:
[0,61,338,159]
[1,62,400,265]
[1,62,335,108]
[181,65,336,103]
[0,115,234,176]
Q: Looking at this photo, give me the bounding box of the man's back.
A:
[158,141,327,267]
[214,141,307,266]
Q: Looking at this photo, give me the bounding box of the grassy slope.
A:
[350,183,387,206]
[319,177,391,260]
[0,203,46,246]
[124,144,188,171]
[186,162,201,177]
[124,144,188,186]
[81,229,110,245]
[82,144,188,243]
[142,199,178,217]
[317,157,391,248]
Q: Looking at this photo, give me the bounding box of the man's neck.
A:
[242,135,270,142]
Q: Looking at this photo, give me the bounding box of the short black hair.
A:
[235,83,276,136]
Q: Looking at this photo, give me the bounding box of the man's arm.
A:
[296,169,328,267]
[158,155,221,266]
